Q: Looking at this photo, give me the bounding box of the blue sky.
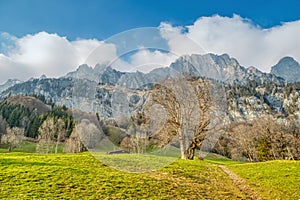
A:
[0,0,300,83]
[1,0,300,40]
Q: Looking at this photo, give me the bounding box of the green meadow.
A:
[227,161,300,199]
[0,151,299,199]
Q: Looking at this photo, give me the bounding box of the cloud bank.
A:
[160,14,300,72]
[0,32,116,83]
[1,15,300,83]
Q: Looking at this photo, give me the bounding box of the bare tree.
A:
[145,75,214,159]
[223,116,296,162]
[125,114,149,154]
[147,80,182,157]
[36,117,66,154]
[76,119,102,149]
[184,77,212,159]
[1,127,24,152]
[255,116,291,161]
[0,116,8,143]
[55,118,65,154]
[227,122,259,161]
[36,117,56,153]
[64,127,85,153]
[285,116,300,160]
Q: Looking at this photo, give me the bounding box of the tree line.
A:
[0,98,77,153]
[215,116,300,161]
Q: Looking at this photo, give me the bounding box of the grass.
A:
[0,152,299,199]
[0,141,64,153]
[0,141,37,153]
[204,153,245,165]
[93,153,178,172]
[227,160,300,200]
[0,152,245,199]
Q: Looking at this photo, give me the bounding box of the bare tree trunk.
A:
[185,129,208,160]
[55,134,60,154]
[287,146,294,160]
[185,142,196,160]
[8,144,12,152]
[293,133,299,160]
[179,131,186,159]
[247,149,253,162]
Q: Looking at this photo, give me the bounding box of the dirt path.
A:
[219,165,262,200]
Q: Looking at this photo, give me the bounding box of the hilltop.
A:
[271,56,300,82]
[5,95,51,115]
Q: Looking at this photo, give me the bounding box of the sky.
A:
[0,0,300,83]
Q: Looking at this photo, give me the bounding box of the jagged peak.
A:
[40,74,47,79]
[77,64,93,72]
[94,63,108,72]
[271,56,300,83]
[278,56,298,64]
[272,56,300,70]
[3,78,21,84]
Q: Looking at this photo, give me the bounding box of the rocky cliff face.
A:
[0,79,22,93]
[226,82,300,121]
[65,53,284,88]
[1,53,299,121]
[0,78,74,108]
[271,57,300,82]
[170,54,245,82]
[171,54,283,84]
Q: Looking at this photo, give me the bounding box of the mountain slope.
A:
[0,77,75,107]
[66,53,284,87]
[170,53,283,84]
[271,57,300,82]
[5,95,51,115]
[0,53,293,120]
[0,79,22,93]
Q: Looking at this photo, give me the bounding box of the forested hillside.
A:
[0,95,75,153]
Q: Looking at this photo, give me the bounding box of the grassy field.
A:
[0,152,299,199]
[227,161,300,199]
[0,141,63,153]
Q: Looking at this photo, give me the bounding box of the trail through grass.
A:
[227,161,300,200]
[0,152,299,199]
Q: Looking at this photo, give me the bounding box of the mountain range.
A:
[0,53,300,121]
[64,53,287,87]
[1,53,298,93]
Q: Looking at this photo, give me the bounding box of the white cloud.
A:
[130,49,177,72]
[98,48,177,73]
[160,14,300,72]
[0,32,116,83]
[75,39,117,67]
[159,22,206,56]
[1,15,300,84]
[0,54,32,82]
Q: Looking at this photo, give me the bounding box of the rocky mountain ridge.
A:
[271,56,300,82]
[64,53,285,87]
[1,53,300,121]
[0,79,22,93]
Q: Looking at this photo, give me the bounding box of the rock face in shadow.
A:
[271,57,300,83]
